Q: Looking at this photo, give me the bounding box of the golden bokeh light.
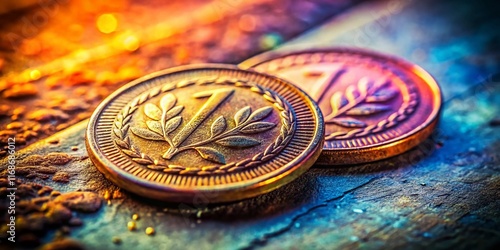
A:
[97,14,118,34]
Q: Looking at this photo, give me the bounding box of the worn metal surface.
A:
[86,65,324,203]
[239,47,442,165]
[1,0,499,249]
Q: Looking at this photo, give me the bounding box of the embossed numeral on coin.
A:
[164,88,235,158]
[302,65,345,102]
[89,66,324,202]
[128,85,279,164]
[172,88,234,147]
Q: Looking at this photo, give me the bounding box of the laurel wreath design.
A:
[112,77,295,175]
[131,93,278,164]
[323,76,418,140]
[257,52,418,140]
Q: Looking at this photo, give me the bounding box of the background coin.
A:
[240,48,442,165]
[86,64,324,203]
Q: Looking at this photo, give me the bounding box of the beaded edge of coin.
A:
[85,64,324,203]
[240,47,442,165]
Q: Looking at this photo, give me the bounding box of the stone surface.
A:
[53,192,102,213]
[0,0,358,151]
[0,0,499,249]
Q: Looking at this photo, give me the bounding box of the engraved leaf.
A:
[327,118,367,128]
[234,106,251,126]
[357,77,370,96]
[164,116,182,134]
[248,106,273,122]
[115,139,129,149]
[329,92,343,117]
[131,127,165,140]
[144,103,161,121]
[346,104,390,115]
[192,90,213,98]
[195,147,225,164]
[133,158,153,165]
[160,93,176,111]
[211,116,227,137]
[345,85,357,103]
[166,106,184,119]
[241,122,276,134]
[366,89,398,102]
[216,136,260,148]
[146,121,162,135]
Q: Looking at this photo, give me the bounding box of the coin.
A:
[240,48,442,165]
[86,64,324,203]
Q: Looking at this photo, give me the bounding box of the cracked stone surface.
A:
[1,0,499,249]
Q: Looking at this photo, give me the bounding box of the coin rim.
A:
[239,47,442,165]
[86,64,324,202]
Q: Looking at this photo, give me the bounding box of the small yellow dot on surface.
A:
[103,190,110,200]
[97,14,118,34]
[145,227,155,236]
[29,69,41,81]
[112,237,122,244]
[132,214,139,220]
[127,221,136,231]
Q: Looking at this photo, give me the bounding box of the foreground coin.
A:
[240,48,442,165]
[86,64,324,203]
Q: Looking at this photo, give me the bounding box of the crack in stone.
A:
[239,177,378,250]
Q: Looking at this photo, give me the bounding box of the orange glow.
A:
[29,69,41,81]
[97,14,118,34]
[74,50,90,61]
[238,15,257,32]
[4,0,254,83]
[122,35,140,52]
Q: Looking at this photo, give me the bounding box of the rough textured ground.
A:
[1,0,499,249]
[0,0,357,152]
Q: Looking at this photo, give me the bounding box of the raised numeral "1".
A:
[302,65,345,103]
[171,88,234,148]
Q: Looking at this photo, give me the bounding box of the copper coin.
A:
[240,48,442,165]
[86,64,324,203]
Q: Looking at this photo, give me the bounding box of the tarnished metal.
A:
[86,64,324,203]
[240,48,442,165]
